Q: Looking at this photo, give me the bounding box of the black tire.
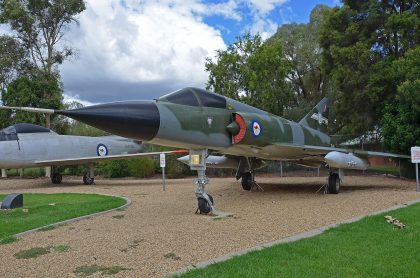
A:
[328,173,340,194]
[241,172,253,191]
[83,175,94,185]
[51,173,62,184]
[197,198,211,214]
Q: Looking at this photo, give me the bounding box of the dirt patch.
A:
[0,175,418,277]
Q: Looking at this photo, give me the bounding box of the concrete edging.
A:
[170,198,420,277]
[12,195,132,239]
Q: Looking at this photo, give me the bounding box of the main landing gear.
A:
[51,166,62,184]
[51,173,62,184]
[326,169,343,194]
[238,157,263,192]
[50,165,95,185]
[83,164,95,185]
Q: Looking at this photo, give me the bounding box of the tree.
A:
[271,5,338,124]
[381,46,420,154]
[0,35,29,93]
[319,0,419,135]
[0,0,86,75]
[205,33,292,116]
[273,5,333,104]
[1,70,63,128]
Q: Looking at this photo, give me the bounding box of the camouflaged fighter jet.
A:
[53,87,409,213]
[0,123,183,184]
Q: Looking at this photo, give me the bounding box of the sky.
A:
[3,0,341,105]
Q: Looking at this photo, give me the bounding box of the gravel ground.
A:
[0,175,418,278]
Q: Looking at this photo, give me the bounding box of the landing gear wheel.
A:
[83,175,94,185]
[241,172,253,191]
[51,173,62,184]
[328,173,340,194]
[197,198,211,214]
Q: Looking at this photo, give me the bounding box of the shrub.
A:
[127,157,157,178]
[97,160,130,178]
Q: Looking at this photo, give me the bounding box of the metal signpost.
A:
[160,153,166,191]
[411,147,420,192]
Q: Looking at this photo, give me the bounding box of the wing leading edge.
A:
[34,150,188,167]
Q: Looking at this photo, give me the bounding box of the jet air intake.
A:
[57,101,160,141]
[325,151,370,170]
[227,112,270,146]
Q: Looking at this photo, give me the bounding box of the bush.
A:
[62,165,87,176]
[165,155,192,178]
[97,160,130,178]
[6,168,45,177]
[96,157,158,178]
[127,157,157,178]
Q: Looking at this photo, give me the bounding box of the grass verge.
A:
[74,264,131,276]
[178,203,420,277]
[0,193,126,241]
[0,236,18,245]
[14,247,51,259]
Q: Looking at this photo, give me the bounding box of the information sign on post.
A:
[411,147,420,192]
[160,153,166,191]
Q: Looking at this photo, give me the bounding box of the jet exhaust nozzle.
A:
[57,101,160,141]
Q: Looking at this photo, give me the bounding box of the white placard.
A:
[411,147,420,163]
[160,153,166,167]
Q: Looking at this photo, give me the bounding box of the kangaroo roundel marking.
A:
[97,143,108,156]
[252,120,262,137]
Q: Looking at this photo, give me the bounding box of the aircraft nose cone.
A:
[57,101,160,141]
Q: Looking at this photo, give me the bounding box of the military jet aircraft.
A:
[43,87,407,213]
[0,122,183,184]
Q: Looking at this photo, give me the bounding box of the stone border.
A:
[11,194,131,239]
[170,198,420,277]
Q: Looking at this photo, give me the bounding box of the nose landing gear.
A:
[189,150,216,214]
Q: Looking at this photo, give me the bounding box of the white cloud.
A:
[249,17,278,40]
[60,0,227,102]
[3,0,289,103]
[247,0,288,15]
[63,93,97,107]
[241,0,289,40]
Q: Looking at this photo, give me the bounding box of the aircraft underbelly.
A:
[220,145,320,161]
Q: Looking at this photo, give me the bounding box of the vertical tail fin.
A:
[298,98,329,133]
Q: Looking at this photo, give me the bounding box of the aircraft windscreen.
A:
[164,88,200,107]
[0,124,51,141]
[161,87,226,108]
[0,126,18,141]
[192,88,226,109]
[13,123,51,133]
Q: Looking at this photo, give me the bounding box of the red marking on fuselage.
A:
[233,114,246,144]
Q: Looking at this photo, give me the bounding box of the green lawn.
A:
[0,193,126,241]
[179,203,420,277]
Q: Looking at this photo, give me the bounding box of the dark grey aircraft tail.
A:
[298,98,329,133]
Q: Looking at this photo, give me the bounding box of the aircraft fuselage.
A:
[0,133,141,168]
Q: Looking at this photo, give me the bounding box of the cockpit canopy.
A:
[0,123,51,141]
[158,87,226,109]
